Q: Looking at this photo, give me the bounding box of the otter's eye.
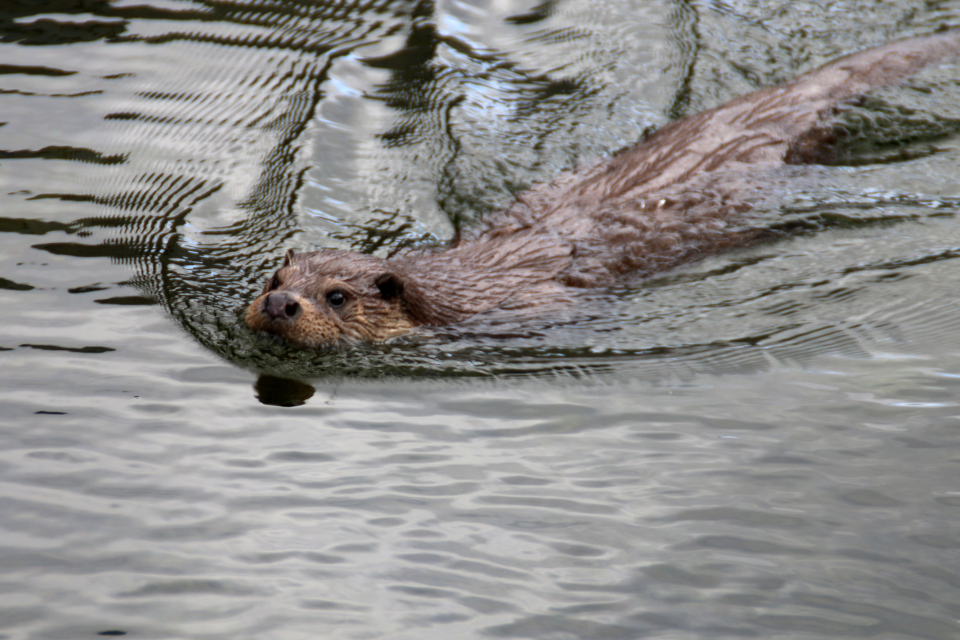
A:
[268,274,280,291]
[327,290,346,307]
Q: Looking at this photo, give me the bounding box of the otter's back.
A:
[471,30,960,286]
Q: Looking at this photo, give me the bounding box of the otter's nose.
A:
[264,291,301,320]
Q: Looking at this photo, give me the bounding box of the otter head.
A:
[244,249,417,348]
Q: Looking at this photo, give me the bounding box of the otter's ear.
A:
[374,273,404,300]
[375,274,448,325]
[283,248,297,267]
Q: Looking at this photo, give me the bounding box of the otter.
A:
[246,31,960,349]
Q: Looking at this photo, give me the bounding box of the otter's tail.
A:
[790,29,960,106]
[575,29,960,204]
[549,29,960,286]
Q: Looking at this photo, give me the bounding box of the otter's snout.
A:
[264,291,301,320]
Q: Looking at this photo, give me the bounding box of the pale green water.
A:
[2,1,960,638]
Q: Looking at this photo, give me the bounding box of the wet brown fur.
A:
[246,30,960,348]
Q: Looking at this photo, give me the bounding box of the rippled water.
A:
[2,1,960,638]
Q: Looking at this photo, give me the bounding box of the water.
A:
[2,0,960,638]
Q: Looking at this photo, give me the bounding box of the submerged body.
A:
[246,31,960,349]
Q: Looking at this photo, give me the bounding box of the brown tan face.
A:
[244,249,417,348]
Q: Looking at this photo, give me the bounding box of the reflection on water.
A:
[1,0,960,638]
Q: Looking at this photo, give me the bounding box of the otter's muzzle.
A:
[264,291,301,321]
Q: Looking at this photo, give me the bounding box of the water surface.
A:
[2,0,960,638]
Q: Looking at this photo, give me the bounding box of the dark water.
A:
[3,0,960,638]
